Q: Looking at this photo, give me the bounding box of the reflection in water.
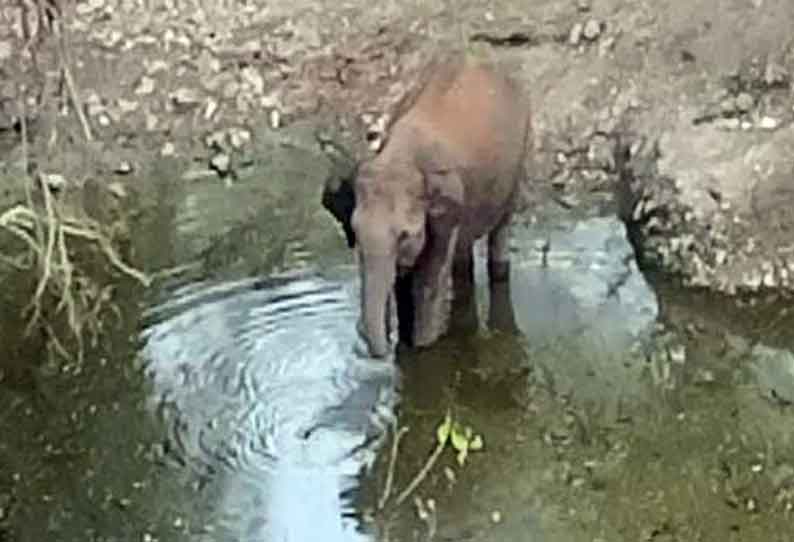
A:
[140,273,396,541]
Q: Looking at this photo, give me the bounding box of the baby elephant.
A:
[341,53,532,358]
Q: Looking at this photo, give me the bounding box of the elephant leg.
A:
[487,210,513,283]
[449,242,481,335]
[394,272,415,346]
[412,225,459,348]
[452,242,475,291]
[487,278,518,334]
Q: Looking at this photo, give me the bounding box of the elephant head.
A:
[351,145,463,358]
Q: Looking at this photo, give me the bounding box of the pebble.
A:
[241,67,265,94]
[145,112,159,132]
[117,98,139,114]
[269,109,281,129]
[210,153,230,174]
[576,0,591,12]
[734,92,754,112]
[134,76,155,96]
[204,98,219,120]
[583,19,602,41]
[0,40,12,61]
[568,23,583,46]
[115,161,133,175]
[170,87,202,106]
[229,128,251,149]
[720,97,736,114]
[145,60,169,75]
[161,142,176,157]
[40,173,67,192]
[764,62,788,87]
[758,116,779,130]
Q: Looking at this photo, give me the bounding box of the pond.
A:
[1,125,794,542]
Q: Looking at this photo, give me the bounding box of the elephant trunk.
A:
[360,253,396,358]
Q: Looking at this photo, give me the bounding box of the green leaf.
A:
[469,434,484,451]
[436,412,452,446]
[456,447,468,467]
[450,424,469,453]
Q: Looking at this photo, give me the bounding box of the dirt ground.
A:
[3,0,794,290]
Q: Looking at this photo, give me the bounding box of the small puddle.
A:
[2,134,794,542]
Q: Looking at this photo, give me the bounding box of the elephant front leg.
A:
[487,210,513,283]
[412,226,459,349]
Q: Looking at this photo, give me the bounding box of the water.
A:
[2,136,794,542]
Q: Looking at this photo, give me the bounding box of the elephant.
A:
[322,52,532,358]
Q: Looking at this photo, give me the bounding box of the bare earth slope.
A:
[3,0,794,297]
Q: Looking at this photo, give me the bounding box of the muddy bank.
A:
[617,120,794,300]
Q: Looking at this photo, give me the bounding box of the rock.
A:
[117,98,139,114]
[170,87,202,107]
[734,92,754,113]
[161,142,176,157]
[720,97,736,115]
[205,130,226,149]
[181,168,216,182]
[145,112,159,132]
[135,76,155,96]
[40,173,67,192]
[241,67,265,95]
[115,161,133,175]
[145,59,170,75]
[269,109,281,129]
[763,62,788,88]
[222,81,240,100]
[229,128,251,149]
[617,123,794,297]
[758,116,779,130]
[204,98,219,120]
[210,153,231,175]
[583,19,602,41]
[0,40,12,61]
[568,23,583,46]
[107,181,128,198]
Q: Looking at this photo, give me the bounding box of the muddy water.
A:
[2,143,794,542]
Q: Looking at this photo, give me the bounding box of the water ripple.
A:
[139,270,397,541]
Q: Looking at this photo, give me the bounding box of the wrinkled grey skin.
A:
[323,54,532,358]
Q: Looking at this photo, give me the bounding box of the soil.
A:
[4,0,794,299]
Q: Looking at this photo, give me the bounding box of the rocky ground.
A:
[2,0,794,300]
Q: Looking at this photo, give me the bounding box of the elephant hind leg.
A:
[452,242,475,289]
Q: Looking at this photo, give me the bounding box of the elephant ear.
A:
[320,140,359,248]
[415,145,463,222]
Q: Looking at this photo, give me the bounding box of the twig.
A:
[51,9,93,142]
[391,434,447,509]
[378,423,410,511]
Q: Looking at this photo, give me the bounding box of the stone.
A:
[758,116,779,130]
[0,40,12,61]
[583,19,602,41]
[616,121,794,297]
[135,76,155,96]
[568,23,583,46]
[735,92,754,112]
[241,67,265,95]
[210,153,230,174]
[170,87,202,106]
